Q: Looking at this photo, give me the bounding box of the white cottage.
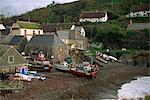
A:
[79,11,108,23]
[126,3,150,18]
[11,21,43,41]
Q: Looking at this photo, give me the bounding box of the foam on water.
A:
[117,76,150,99]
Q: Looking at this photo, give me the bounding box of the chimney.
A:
[16,18,19,23]
[28,16,30,22]
[129,19,132,24]
[96,9,99,13]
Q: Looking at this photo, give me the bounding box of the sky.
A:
[0,0,78,16]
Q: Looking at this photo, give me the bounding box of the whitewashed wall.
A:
[79,12,108,23]
[20,29,43,41]
[126,10,150,17]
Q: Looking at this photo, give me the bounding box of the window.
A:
[147,13,150,17]
[33,31,35,35]
[8,56,14,63]
[60,48,63,52]
[136,14,140,16]
[24,30,27,37]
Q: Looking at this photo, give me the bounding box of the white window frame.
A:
[8,56,14,64]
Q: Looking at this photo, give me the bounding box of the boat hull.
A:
[70,69,97,78]
[54,64,98,78]
[54,64,70,73]
[28,65,53,72]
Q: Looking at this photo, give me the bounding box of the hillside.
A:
[1,0,150,49]
[16,0,149,23]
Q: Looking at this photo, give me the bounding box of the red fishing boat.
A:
[54,62,98,79]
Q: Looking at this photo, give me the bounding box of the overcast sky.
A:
[0,0,78,16]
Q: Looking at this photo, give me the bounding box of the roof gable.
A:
[28,34,66,47]
[0,44,11,57]
[74,26,84,32]
[80,11,106,19]
[57,30,70,39]
[1,35,14,44]
[17,21,41,29]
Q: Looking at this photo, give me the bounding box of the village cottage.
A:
[79,11,108,23]
[10,21,43,41]
[57,30,88,50]
[25,34,69,62]
[126,3,150,18]
[71,25,86,37]
[0,44,27,73]
[121,22,150,49]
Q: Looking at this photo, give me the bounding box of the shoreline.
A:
[0,63,149,100]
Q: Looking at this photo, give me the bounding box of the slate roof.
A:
[74,26,83,32]
[57,30,70,39]
[127,23,150,30]
[69,30,76,39]
[57,30,76,40]
[28,34,66,47]
[1,35,13,44]
[80,11,106,19]
[41,24,56,33]
[131,3,150,12]
[41,23,75,32]
[0,26,11,35]
[0,35,7,43]
[0,44,11,57]
[1,35,26,45]
[9,36,26,45]
[57,30,87,41]
[17,21,41,29]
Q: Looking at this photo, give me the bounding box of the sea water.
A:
[117,76,150,99]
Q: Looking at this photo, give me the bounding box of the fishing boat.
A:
[70,64,98,78]
[54,62,98,79]
[27,59,53,72]
[54,64,70,72]
[28,63,53,72]
[14,66,46,81]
